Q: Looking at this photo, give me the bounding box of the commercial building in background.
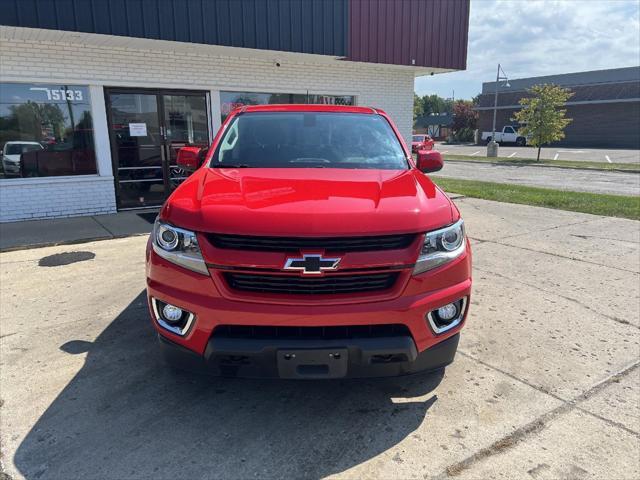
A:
[413,112,453,140]
[476,66,640,149]
[0,0,470,222]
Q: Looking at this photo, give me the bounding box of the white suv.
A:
[1,141,43,176]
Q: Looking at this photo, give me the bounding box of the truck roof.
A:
[240,104,379,115]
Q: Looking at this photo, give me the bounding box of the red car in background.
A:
[411,134,435,153]
[146,104,472,379]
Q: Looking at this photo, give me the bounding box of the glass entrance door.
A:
[106,89,209,209]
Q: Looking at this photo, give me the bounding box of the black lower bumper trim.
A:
[157,332,459,379]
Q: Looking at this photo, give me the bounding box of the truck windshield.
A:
[210,112,408,169]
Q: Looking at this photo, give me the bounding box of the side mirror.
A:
[176,146,203,171]
[416,150,443,173]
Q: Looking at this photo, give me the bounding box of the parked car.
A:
[1,141,43,176]
[411,134,435,153]
[481,126,528,146]
[146,104,472,379]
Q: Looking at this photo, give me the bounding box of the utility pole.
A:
[487,64,509,157]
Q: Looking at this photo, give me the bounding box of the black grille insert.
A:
[214,324,411,340]
[208,233,416,252]
[224,272,399,295]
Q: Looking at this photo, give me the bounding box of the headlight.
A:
[157,223,179,250]
[152,219,208,275]
[413,219,466,275]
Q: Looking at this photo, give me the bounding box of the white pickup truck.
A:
[481,126,528,146]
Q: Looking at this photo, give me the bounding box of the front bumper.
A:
[158,331,460,379]
[2,160,20,175]
[146,235,472,379]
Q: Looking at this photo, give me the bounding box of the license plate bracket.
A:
[277,348,348,379]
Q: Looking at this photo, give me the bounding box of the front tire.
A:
[516,137,526,146]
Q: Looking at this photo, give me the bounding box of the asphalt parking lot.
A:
[437,143,640,164]
[1,198,639,479]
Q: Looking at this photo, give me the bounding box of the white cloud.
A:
[415,0,640,99]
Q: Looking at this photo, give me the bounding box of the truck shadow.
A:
[15,291,444,479]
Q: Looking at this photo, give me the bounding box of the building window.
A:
[0,83,97,179]
[220,91,355,122]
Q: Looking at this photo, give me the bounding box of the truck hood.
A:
[162,168,454,236]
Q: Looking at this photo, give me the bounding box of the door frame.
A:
[104,87,210,210]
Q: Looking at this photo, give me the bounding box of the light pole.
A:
[487,63,510,157]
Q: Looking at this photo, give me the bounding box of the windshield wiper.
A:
[210,163,250,168]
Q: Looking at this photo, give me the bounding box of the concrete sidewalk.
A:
[0,209,158,251]
[1,197,638,479]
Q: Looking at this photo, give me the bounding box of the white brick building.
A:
[0,1,469,222]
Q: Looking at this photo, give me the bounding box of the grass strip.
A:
[442,154,640,172]
[432,177,640,220]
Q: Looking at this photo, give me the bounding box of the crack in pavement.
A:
[479,239,639,274]
[458,350,640,436]
[570,233,639,245]
[436,361,640,478]
[458,350,561,401]
[470,216,601,244]
[473,266,639,330]
[90,215,116,237]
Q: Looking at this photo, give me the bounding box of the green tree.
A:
[413,93,423,123]
[413,94,454,126]
[513,84,574,161]
[421,94,453,116]
[5,101,66,141]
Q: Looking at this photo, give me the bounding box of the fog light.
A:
[427,297,468,335]
[437,303,458,321]
[151,298,195,336]
[162,304,183,323]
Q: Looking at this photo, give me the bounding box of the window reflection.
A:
[163,95,209,144]
[220,91,355,122]
[0,83,97,179]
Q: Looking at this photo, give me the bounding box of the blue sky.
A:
[414,0,640,100]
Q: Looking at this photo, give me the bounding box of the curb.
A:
[446,193,466,200]
[0,233,149,254]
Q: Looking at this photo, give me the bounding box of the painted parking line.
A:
[470,151,481,156]
[508,152,517,158]
[553,153,559,160]
[605,155,612,163]
[440,150,449,154]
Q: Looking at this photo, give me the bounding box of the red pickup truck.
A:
[411,134,435,153]
[146,104,471,379]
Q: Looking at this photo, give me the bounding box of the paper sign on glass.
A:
[129,123,147,137]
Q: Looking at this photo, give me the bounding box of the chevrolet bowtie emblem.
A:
[283,254,341,275]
